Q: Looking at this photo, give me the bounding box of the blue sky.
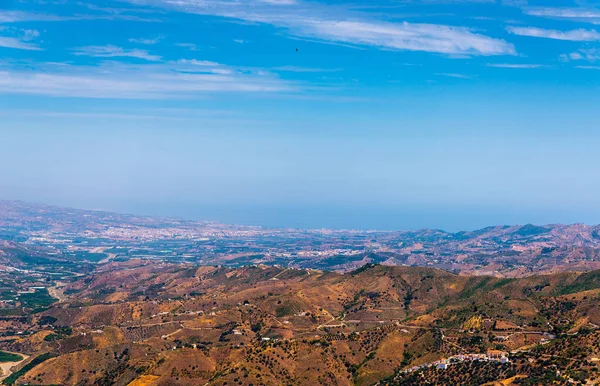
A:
[1,0,600,230]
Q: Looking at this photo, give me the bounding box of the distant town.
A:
[2,201,600,384]
[3,201,600,279]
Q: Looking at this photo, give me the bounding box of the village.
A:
[403,349,511,374]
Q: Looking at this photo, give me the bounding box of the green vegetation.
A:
[0,351,22,363]
[515,224,551,237]
[0,309,22,317]
[458,276,494,300]
[43,326,72,342]
[2,353,56,385]
[18,288,56,310]
[67,251,108,262]
[275,305,294,317]
[558,270,600,295]
[351,263,377,276]
[491,277,514,289]
[103,247,129,254]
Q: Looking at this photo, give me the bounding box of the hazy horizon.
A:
[4,197,600,232]
[2,0,600,231]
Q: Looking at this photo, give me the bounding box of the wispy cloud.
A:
[176,59,219,66]
[0,110,184,121]
[0,9,160,23]
[0,61,296,99]
[486,63,550,69]
[524,7,600,24]
[0,107,256,121]
[272,65,341,73]
[125,0,515,56]
[0,36,41,50]
[561,48,600,62]
[176,43,199,51]
[22,29,40,40]
[175,58,232,73]
[576,65,600,70]
[128,37,163,45]
[435,73,474,79]
[72,45,162,61]
[507,26,600,41]
[0,11,65,23]
[299,20,515,56]
[0,26,42,50]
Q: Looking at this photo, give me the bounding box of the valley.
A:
[3,202,600,384]
[4,201,600,277]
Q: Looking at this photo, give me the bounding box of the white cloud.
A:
[300,20,515,55]
[576,65,600,70]
[0,61,295,99]
[0,11,65,23]
[562,48,600,62]
[211,68,233,74]
[176,43,199,51]
[0,27,42,50]
[486,63,549,68]
[128,37,163,45]
[0,36,41,50]
[0,9,159,23]
[507,26,600,41]
[22,29,41,40]
[177,59,219,66]
[273,65,341,72]
[125,0,515,56]
[524,7,600,24]
[435,73,474,79]
[72,45,162,61]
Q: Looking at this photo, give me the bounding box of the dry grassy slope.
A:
[11,263,600,386]
[388,329,600,385]
[20,344,153,385]
[57,264,600,329]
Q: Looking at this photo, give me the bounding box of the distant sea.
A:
[92,202,598,232]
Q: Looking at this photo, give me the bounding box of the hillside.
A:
[1,262,600,385]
